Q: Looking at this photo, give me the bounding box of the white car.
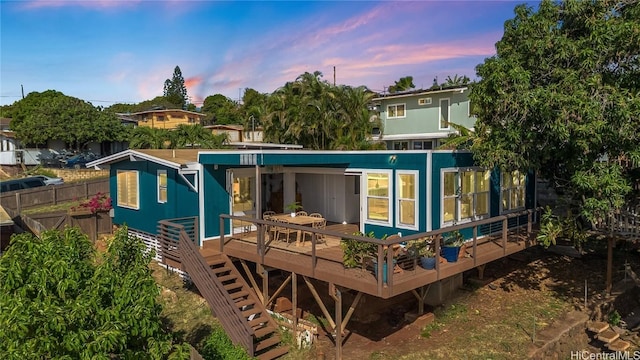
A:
[34,175,65,186]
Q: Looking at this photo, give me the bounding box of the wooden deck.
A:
[203,218,538,299]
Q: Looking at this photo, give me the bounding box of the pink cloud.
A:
[21,0,140,10]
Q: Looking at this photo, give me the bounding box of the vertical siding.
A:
[111,161,198,234]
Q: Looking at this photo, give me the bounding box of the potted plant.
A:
[441,230,465,263]
[284,201,303,217]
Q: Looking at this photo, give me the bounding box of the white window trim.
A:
[396,170,419,231]
[117,170,139,210]
[418,97,432,105]
[500,171,526,214]
[157,169,167,203]
[439,98,451,130]
[440,167,490,228]
[386,103,406,119]
[363,169,393,227]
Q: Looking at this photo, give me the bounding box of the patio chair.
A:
[274,219,295,244]
[262,212,276,241]
[296,210,308,217]
[263,210,276,218]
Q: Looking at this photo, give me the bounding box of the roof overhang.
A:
[86,149,193,170]
[372,87,468,101]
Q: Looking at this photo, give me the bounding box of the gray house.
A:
[372,86,475,150]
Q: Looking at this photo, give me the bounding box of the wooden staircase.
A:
[178,231,288,359]
[587,321,631,352]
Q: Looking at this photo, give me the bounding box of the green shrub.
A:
[199,324,252,360]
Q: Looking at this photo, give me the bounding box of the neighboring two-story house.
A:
[372,85,475,150]
[120,109,207,130]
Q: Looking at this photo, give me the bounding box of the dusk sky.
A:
[1,0,538,107]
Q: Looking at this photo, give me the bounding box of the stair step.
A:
[242,307,260,318]
[217,274,238,283]
[607,338,631,352]
[254,326,276,339]
[235,299,256,308]
[206,257,227,267]
[255,334,281,353]
[597,328,619,343]
[249,316,270,328]
[212,266,232,274]
[230,290,250,300]
[224,282,244,291]
[256,345,289,360]
[587,321,610,333]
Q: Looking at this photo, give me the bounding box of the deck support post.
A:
[477,264,486,280]
[259,264,269,306]
[302,276,336,330]
[341,291,362,333]
[292,272,298,340]
[472,226,478,266]
[329,283,343,360]
[502,218,508,256]
[240,260,264,304]
[266,273,292,308]
[411,285,431,315]
[606,237,614,295]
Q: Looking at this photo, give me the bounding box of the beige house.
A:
[205,124,264,143]
[122,109,207,130]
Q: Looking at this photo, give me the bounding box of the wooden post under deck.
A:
[260,264,269,306]
[606,237,614,295]
[411,284,431,315]
[329,283,343,360]
[240,260,264,304]
[292,272,298,340]
[477,264,486,280]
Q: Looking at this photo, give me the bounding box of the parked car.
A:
[0,177,47,193]
[61,153,98,169]
[34,175,64,186]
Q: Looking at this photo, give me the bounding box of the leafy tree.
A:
[469,0,640,222]
[388,76,415,93]
[8,90,126,150]
[0,226,189,359]
[163,66,188,108]
[201,94,240,125]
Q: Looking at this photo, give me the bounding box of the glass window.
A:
[502,171,526,211]
[117,170,139,209]
[442,169,490,225]
[387,104,406,119]
[366,172,390,222]
[440,99,450,129]
[157,170,167,203]
[393,141,408,150]
[397,172,417,228]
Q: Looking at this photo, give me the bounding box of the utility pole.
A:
[21,85,24,99]
[333,66,336,86]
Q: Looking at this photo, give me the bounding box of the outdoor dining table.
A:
[271,213,325,246]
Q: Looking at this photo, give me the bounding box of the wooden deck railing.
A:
[219,208,541,296]
[596,206,639,239]
[177,230,255,355]
[157,216,198,266]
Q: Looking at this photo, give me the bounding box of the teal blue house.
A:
[372,85,476,150]
[88,148,535,245]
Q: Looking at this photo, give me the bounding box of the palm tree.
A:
[129,127,169,149]
[388,76,415,93]
[443,75,471,87]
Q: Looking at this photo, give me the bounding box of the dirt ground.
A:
[303,241,640,360]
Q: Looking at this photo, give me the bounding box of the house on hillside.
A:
[88,148,535,244]
[205,124,264,143]
[118,109,207,130]
[372,86,475,150]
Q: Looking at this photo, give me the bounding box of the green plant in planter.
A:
[340,231,382,269]
[284,201,303,213]
[405,238,435,258]
[442,230,465,247]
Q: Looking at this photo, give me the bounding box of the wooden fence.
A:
[0,178,109,212]
[4,207,112,242]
